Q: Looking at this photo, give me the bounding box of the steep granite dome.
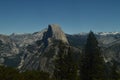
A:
[47,24,68,44]
[18,24,73,72]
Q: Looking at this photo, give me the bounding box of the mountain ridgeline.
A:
[0,24,120,74]
[0,24,80,73]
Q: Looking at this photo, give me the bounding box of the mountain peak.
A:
[48,24,60,29]
[47,24,68,44]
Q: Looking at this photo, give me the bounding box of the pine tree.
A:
[54,42,78,80]
[80,31,106,80]
[64,47,78,80]
[53,43,67,80]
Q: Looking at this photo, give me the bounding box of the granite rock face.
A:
[18,24,72,73]
[47,24,68,44]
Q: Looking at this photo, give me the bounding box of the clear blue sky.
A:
[0,0,120,35]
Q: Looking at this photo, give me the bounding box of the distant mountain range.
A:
[0,24,120,73]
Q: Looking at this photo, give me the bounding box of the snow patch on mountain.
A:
[96,32,120,36]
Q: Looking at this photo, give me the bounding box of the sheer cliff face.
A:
[47,24,68,44]
[42,24,68,46]
[19,24,70,72]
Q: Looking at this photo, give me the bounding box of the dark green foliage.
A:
[53,44,67,80]
[0,66,19,80]
[21,70,50,80]
[64,47,78,80]
[0,65,51,80]
[110,60,120,80]
[80,31,106,80]
[54,42,78,80]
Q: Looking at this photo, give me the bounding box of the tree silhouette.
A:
[54,42,78,80]
[80,31,106,80]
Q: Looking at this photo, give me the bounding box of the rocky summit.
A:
[47,24,68,44]
[18,24,71,72]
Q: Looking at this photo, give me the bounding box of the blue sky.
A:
[0,0,120,34]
